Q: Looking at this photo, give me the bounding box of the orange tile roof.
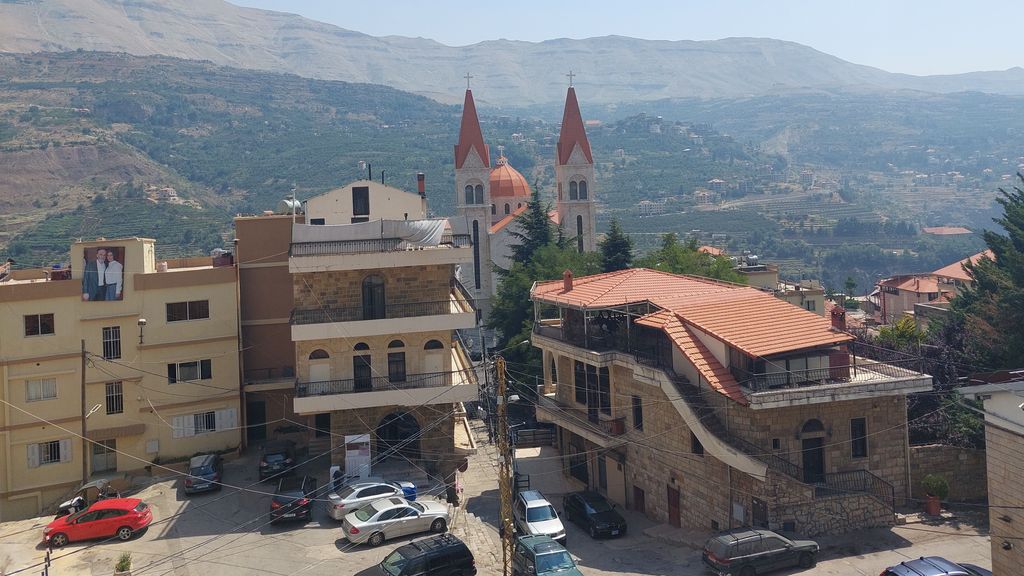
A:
[490,156,531,198]
[698,245,724,256]
[489,205,529,234]
[922,226,972,235]
[557,87,593,165]
[878,274,941,294]
[454,89,489,169]
[932,250,994,282]
[642,313,747,405]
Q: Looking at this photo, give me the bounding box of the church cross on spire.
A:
[464,72,474,90]
[566,70,575,87]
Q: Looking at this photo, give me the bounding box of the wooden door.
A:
[802,437,825,484]
[633,486,645,514]
[667,485,681,528]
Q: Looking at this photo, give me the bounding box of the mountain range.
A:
[2,0,1022,106]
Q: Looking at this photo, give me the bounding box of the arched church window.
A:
[578,180,588,199]
[464,185,474,205]
[491,204,496,215]
[517,203,522,209]
[471,221,481,289]
[569,181,578,200]
[504,204,510,215]
[474,185,484,204]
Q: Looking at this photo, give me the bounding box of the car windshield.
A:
[336,486,357,499]
[706,539,730,559]
[526,505,557,522]
[65,510,89,523]
[353,506,376,522]
[535,551,575,573]
[191,465,214,475]
[380,550,408,576]
[265,453,286,463]
[410,501,425,513]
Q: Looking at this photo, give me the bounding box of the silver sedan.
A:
[327,480,416,521]
[342,497,449,547]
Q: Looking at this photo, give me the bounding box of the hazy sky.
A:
[229,1,1019,76]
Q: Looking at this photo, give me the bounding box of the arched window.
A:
[353,342,370,351]
[471,221,481,289]
[474,184,484,204]
[504,203,510,215]
[550,355,558,385]
[491,204,496,215]
[464,184,474,205]
[802,419,825,435]
[517,203,522,209]
[578,180,588,199]
[362,275,386,320]
[309,349,330,360]
[388,339,405,349]
[576,215,584,253]
[424,340,444,350]
[353,353,372,391]
[569,181,578,200]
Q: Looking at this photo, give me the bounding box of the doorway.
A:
[667,485,681,528]
[314,413,331,438]
[376,412,421,460]
[802,437,825,484]
[92,439,117,473]
[752,497,768,528]
[633,486,646,514]
[246,400,267,442]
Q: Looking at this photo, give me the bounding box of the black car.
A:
[184,453,223,495]
[881,557,992,576]
[703,528,818,576]
[259,439,296,480]
[363,533,477,576]
[270,475,317,523]
[561,491,627,538]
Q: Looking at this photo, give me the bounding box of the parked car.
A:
[184,453,224,495]
[512,490,566,545]
[43,498,152,548]
[259,439,296,480]
[328,480,418,521]
[562,491,627,538]
[881,557,992,576]
[343,496,449,547]
[511,535,582,576]
[361,533,477,576]
[54,479,120,517]
[270,475,318,523]
[703,528,818,576]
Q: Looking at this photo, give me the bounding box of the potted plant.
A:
[921,474,949,516]
[114,552,132,576]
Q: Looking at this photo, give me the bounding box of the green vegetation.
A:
[636,234,746,283]
[598,218,633,272]
[921,474,950,500]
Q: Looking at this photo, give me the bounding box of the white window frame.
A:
[26,378,57,402]
[167,359,212,384]
[105,381,124,415]
[28,439,72,467]
[171,408,236,438]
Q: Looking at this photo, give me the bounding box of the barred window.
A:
[40,440,61,465]
[194,411,216,434]
[102,326,121,360]
[105,381,124,415]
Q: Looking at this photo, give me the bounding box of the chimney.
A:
[417,172,426,197]
[563,269,574,292]
[367,163,372,181]
[830,306,847,331]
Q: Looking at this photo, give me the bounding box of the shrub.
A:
[115,552,132,572]
[921,474,949,500]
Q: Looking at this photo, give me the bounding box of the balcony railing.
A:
[244,366,295,383]
[291,299,457,325]
[733,357,924,392]
[817,470,896,513]
[295,370,471,398]
[290,233,471,257]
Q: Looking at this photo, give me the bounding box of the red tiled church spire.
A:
[454,89,490,169]
[556,86,593,166]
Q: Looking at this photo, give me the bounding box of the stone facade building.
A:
[530,268,932,536]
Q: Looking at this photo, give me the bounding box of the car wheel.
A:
[798,552,815,569]
[49,533,69,548]
[588,525,597,538]
[431,518,448,533]
[116,526,134,541]
[740,566,756,576]
[368,532,385,547]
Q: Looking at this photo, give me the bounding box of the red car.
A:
[43,498,152,548]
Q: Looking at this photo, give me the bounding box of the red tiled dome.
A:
[489,156,531,198]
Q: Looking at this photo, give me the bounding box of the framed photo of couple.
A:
[82,246,125,302]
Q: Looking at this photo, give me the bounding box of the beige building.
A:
[958,374,1024,576]
[530,268,932,536]
[0,238,240,521]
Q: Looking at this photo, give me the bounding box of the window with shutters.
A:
[102,326,121,360]
[105,381,123,415]
[167,359,213,383]
[194,411,217,434]
[26,378,57,402]
[171,408,236,438]
[851,417,868,458]
[40,440,62,465]
[166,300,210,322]
[24,313,55,337]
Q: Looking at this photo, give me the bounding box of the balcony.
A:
[243,366,296,391]
[293,369,478,413]
[290,289,476,340]
[289,233,472,272]
[535,394,628,449]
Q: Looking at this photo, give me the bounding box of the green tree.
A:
[636,233,746,283]
[507,184,554,266]
[844,276,857,297]
[876,316,924,349]
[598,218,634,272]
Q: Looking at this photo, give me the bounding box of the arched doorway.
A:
[376,412,421,460]
[800,419,826,484]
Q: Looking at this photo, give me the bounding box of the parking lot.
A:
[0,424,992,576]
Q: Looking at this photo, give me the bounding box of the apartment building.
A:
[0,238,240,521]
[530,268,932,536]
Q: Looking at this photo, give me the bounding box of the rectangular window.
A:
[40,440,62,465]
[166,300,210,322]
[24,313,55,337]
[632,395,644,431]
[574,361,587,404]
[105,381,124,415]
[772,438,781,450]
[26,378,57,402]
[805,300,817,312]
[598,367,611,415]
[194,411,216,434]
[691,432,704,455]
[352,186,370,216]
[388,352,407,382]
[102,326,121,360]
[851,417,868,458]
[167,359,213,383]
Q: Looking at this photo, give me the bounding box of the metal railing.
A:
[290,233,471,257]
[733,357,924,392]
[729,436,804,481]
[818,469,896,513]
[244,366,295,383]
[291,298,457,325]
[295,370,471,397]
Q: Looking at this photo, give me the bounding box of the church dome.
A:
[489,156,531,199]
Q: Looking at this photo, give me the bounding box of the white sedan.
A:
[327,480,416,521]
[342,497,449,547]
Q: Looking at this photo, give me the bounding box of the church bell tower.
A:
[555,80,597,253]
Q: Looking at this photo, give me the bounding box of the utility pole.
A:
[80,339,88,485]
[496,356,514,576]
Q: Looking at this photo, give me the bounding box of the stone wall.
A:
[909,444,987,502]
[777,492,895,536]
[984,425,1023,576]
[293,264,453,312]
